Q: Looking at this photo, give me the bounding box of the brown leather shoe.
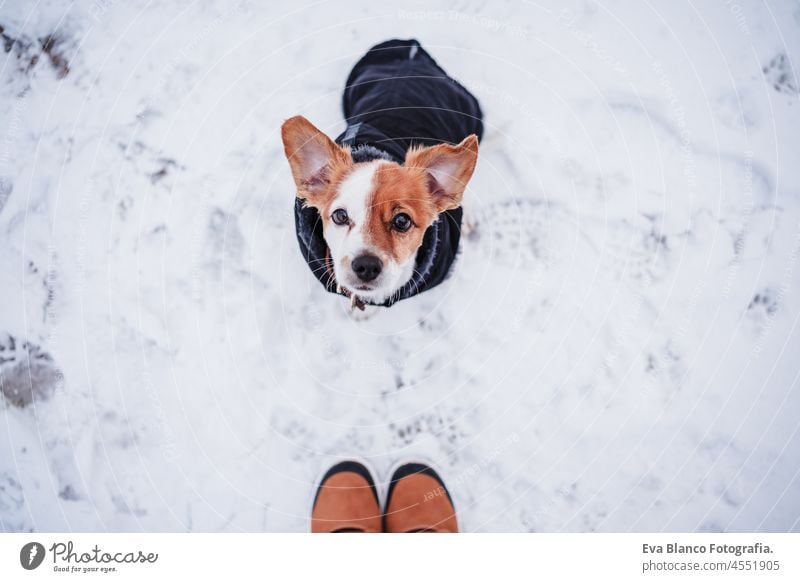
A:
[311,461,381,533]
[383,463,458,533]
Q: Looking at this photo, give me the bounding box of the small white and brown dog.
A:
[282,39,483,310]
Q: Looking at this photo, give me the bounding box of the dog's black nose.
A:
[352,254,382,282]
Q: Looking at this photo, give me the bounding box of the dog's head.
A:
[282,116,479,304]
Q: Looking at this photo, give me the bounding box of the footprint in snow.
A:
[466,199,558,270]
[0,334,62,409]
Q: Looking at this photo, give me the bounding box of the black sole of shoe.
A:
[313,460,380,509]
[383,462,454,531]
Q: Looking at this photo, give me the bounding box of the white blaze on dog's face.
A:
[282,116,478,303]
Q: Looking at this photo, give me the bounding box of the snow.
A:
[1,0,799,532]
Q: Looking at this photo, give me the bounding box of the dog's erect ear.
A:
[405,135,479,212]
[281,116,350,204]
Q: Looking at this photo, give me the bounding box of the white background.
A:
[1,533,798,581]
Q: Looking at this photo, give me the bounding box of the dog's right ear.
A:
[281,116,350,205]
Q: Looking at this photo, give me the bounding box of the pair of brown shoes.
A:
[311,461,458,533]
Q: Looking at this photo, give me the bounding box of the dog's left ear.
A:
[405,135,479,212]
[281,116,350,205]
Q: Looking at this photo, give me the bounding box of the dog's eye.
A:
[331,209,349,225]
[392,213,413,232]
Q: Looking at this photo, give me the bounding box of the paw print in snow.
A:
[763,53,798,95]
[744,289,779,334]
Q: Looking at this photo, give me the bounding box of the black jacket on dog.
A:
[294,39,484,306]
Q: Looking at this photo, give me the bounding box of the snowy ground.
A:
[1,0,799,532]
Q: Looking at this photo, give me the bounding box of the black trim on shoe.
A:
[383,462,454,531]
[313,460,379,509]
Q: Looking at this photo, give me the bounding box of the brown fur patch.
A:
[362,136,479,264]
[364,162,438,264]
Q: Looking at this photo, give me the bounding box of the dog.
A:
[282,39,483,310]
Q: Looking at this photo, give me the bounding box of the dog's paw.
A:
[348,303,381,321]
[0,334,62,409]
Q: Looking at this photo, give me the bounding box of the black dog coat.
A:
[294,39,484,307]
